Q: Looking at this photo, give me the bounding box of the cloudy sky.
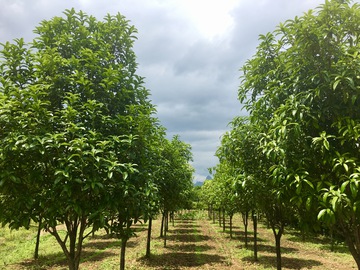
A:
[1,0,328,182]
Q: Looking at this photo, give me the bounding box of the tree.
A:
[238,0,360,268]
[219,116,286,262]
[156,135,194,246]
[0,9,159,270]
[200,178,218,222]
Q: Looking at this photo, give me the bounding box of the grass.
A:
[0,211,357,269]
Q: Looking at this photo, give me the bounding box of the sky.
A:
[0,0,328,182]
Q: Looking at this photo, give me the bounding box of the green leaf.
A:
[304,179,314,189]
[350,182,358,198]
[306,197,312,211]
[331,196,339,212]
[323,139,330,150]
[333,79,340,90]
[317,209,327,220]
[340,181,349,193]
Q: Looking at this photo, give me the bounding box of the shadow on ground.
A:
[18,247,118,270]
[167,243,213,253]
[242,254,322,269]
[168,228,201,234]
[166,233,212,242]
[140,252,226,268]
[247,243,298,254]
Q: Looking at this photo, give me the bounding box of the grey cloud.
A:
[0,0,336,183]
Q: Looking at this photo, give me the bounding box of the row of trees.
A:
[202,1,360,269]
[0,9,194,270]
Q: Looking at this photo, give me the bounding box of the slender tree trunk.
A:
[69,227,77,270]
[230,214,233,239]
[212,208,216,224]
[252,211,258,261]
[165,211,169,232]
[34,217,42,259]
[164,219,167,248]
[163,210,168,247]
[120,237,128,270]
[271,224,284,270]
[222,209,226,232]
[73,219,87,270]
[48,223,82,270]
[218,209,221,226]
[146,217,152,258]
[275,233,282,270]
[330,228,334,252]
[160,212,165,237]
[242,211,249,248]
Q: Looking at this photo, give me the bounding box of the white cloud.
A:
[174,0,239,40]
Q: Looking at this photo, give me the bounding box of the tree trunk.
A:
[345,234,360,269]
[69,226,77,270]
[164,219,167,248]
[48,221,83,270]
[218,209,221,226]
[34,217,42,259]
[252,211,258,261]
[330,227,334,252]
[120,237,128,270]
[230,214,233,239]
[222,209,226,232]
[163,210,168,247]
[212,208,216,224]
[146,217,152,258]
[271,224,284,270]
[160,212,165,237]
[242,211,249,248]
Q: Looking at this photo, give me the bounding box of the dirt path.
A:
[138,218,238,270]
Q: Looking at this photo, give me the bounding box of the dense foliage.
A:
[0,9,194,270]
[203,1,360,269]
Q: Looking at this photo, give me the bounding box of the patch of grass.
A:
[176,209,207,220]
[0,212,357,270]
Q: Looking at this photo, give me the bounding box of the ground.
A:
[1,211,356,269]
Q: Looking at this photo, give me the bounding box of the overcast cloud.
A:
[1,0,332,182]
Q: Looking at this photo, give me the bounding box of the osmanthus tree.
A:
[205,167,226,229]
[218,116,294,265]
[210,162,238,237]
[156,135,194,246]
[238,0,360,268]
[0,9,161,270]
[216,121,254,246]
[199,178,218,222]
